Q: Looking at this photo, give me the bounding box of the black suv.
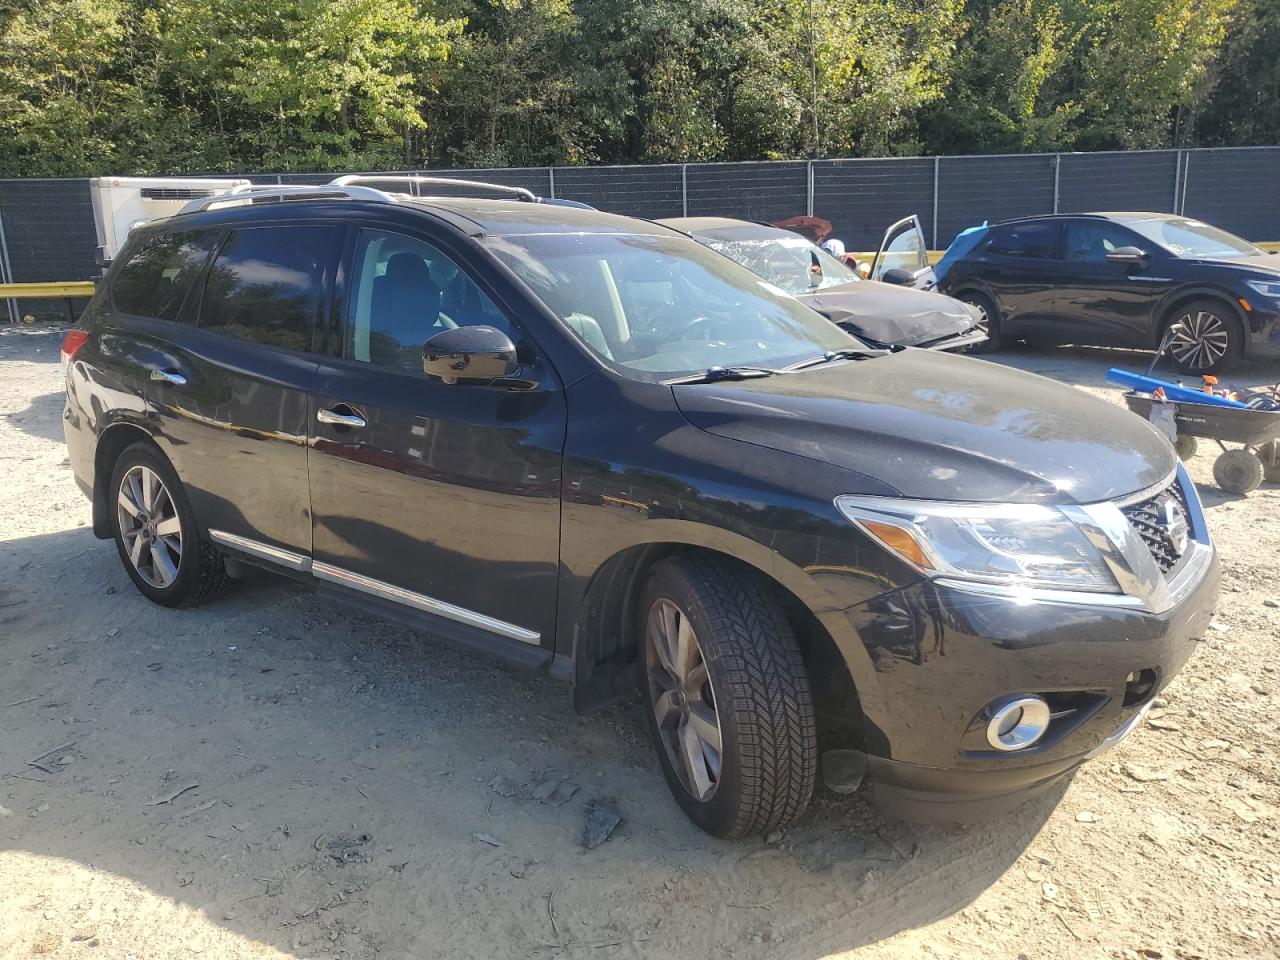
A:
[62,178,1219,837]
[938,212,1280,373]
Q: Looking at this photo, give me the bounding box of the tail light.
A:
[60,329,89,365]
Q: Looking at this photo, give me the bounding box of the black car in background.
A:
[62,179,1217,838]
[661,217,985,350]
[937,212,1280,373]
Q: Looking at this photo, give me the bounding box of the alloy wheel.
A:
[1169,310,1230,370]
[645,597,723,802]
[116,464,183,588]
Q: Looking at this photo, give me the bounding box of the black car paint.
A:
[65,197,1218,820]
[940,213,1280,358]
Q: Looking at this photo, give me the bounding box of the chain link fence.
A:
[3,146,1278,320]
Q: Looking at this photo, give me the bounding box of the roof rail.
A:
[177,182,394,215]
[330,174,538,202]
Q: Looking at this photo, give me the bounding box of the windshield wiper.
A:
[782,347,884,372]
[665,365,778,384]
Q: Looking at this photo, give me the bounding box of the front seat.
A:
[371,253,442,348]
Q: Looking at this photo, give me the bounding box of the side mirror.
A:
[1105,246,1148,265]
[881,267,915,286]
[422,325,518,385]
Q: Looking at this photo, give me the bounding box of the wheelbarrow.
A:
[1107,325,1280,495]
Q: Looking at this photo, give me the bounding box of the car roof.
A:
[658,216,795,242]
[160,194,682,240]
[993,211,1183,227]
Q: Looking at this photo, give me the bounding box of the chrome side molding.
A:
[208,529,312,572]
[207,528,541,645]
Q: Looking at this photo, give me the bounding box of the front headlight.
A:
[1245,278,1280,300]
[835,495,1119,594]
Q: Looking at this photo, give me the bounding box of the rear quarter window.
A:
[109,229,222,320]
[197,225,336,352]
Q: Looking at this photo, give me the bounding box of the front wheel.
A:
[955,292,1002,354]
[109,443,230,607]
[640,554,816,839]
[1213,449,1264,495]
[1166,301,1241,374]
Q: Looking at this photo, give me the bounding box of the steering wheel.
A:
[678,315,736,339]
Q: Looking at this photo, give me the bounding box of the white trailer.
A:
[89,176,250,268]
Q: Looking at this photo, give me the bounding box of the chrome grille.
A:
[1119,479,1190,574]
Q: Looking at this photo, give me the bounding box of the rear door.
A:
[153,221,338,557]
[1055,219,1173,346]
[306,222,566,653]
[871,216,936,289]
[973,220,1063,336]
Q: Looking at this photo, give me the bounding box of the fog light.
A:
[986,695,1052,752]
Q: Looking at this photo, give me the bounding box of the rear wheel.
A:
[1213,449,1264,495]
[955,291,1002,353]
[109,443,230,607]
[1166,301,1241,374]
[640,555,816,839]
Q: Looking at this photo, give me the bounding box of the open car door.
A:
[870,215,936,289]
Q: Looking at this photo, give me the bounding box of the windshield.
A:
[1119,216,1264,260]
[702,235,859,296]
[485,232,862,381]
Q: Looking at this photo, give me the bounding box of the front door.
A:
[307,225,566,652]
[871,215,936,289]
[1055,219,1173,346]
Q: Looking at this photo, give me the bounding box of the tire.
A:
[109,442,231,607]
[955,291,1002,353]
[639,554,816,839]
[1173,435,1198,461]
[1165,300,1242,375]
[1254,440,1280,483]
[1213,449,1264,495]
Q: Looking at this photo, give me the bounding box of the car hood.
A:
[673,349,1175,504]
[1180,252,1280,275]
[796,281,978,346]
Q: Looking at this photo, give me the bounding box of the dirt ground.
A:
[1,323,1277,960]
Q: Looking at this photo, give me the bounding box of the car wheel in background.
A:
[1213,449,1264,495]
[1166,301,1241,375]
[640,554,816,839]
[955,292,1002,353]
[110,442,231,607]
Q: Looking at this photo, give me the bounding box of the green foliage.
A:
[0,0,1269,177]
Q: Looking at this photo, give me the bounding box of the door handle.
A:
[149,368,187,386]
[317,406,367,429]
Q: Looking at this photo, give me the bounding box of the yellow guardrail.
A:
[0,281,96,299]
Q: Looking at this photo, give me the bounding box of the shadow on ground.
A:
[0,524,1060,959]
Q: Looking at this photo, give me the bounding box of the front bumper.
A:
[851,543,1219,823]
[1245,303,1280,359]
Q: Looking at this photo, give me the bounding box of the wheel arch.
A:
[1155,287,1248,353]
[569,537,868,757]
[91,421,162,538]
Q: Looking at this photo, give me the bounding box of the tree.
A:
[1197,0,1280,146]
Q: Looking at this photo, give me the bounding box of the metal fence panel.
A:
[812,158,935,251]
[685,161,809,224]
[552,164,684,219]
[936,154,1056,248]
[1181,146,1280,241]
[0,178,96,319]
[1058,150,1180,215]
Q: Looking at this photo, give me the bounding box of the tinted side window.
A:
[347,229,511,375]
[198,225,335,352]
[110,230,221,321]
[1065,222,1141,262]
[987,222,1059,259]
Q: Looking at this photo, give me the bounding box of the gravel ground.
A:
[1,323,1277,960]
